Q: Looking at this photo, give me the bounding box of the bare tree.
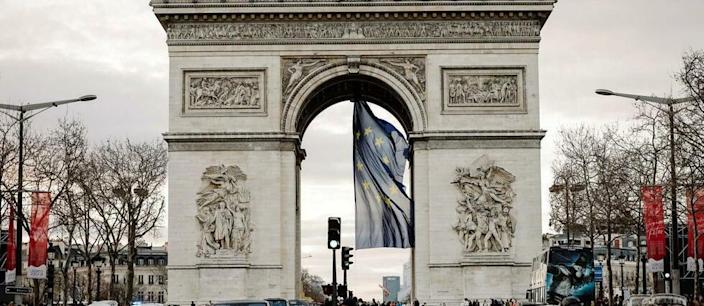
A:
[33,118,90,306]
[91,139,167,305]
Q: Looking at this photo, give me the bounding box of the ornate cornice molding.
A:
[151,0,556,9]
[165,19,540,45]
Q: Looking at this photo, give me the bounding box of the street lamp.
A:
[549,181,586,246]
[71,260,80,306]
[0,95,97,296]
[595,88,696,294]
[47,244,56,306]
[619,255,626,296]
[93,255,105,301]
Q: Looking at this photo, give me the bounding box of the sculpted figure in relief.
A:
[189,77,261,109]
[285,60,322,94]
[448,75,518,105]
[195,165,253,257]
[452,155,516,253]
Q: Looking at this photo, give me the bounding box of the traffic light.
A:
[328,217,341,249]
[337,284,348,299]
[342,246,354,270]
[322,284,334,295]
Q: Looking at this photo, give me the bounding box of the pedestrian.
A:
[464,298,471,306]
[414,300,420,306]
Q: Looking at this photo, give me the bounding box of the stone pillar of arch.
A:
[153,1,554,304]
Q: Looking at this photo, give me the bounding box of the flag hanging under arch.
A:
[353,100,414,249]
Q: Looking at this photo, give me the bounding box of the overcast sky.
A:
[1,0,704,301]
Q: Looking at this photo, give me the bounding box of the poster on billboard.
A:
[27,192,51,279]
[643,185,666,272]
[687,188,704,272]
[545,247,595,306]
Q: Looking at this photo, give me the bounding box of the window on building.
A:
[148,258,154,266]
[138,275,144,285]
[158,291,165,303]
[137,291,144,301]
[158,275,165,285]
[159,258,165,265]
[138,258,144,266]
[147,291,154,302]
[149,275,154,285]
[112,274,119,284]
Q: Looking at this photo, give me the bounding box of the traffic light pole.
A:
[343,269,347,287]
[332,248,338,306]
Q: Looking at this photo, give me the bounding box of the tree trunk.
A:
[126,223,136,306]
[62,268,69,306]
[607,224,614,306]
[108,257,116,300]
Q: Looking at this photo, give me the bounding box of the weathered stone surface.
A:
[156,0,552,303]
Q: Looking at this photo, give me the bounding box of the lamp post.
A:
[0,95,97,304]
[71,260,80,306]
[47,244,56,305]
[549,181,586,246]
[619,255,626,297]
[597,254,605,300]
[93,255,105,301]
[596,88,696,294]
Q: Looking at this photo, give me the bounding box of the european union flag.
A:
[353,101,414,249]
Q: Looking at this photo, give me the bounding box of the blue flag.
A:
[353,101,414,249]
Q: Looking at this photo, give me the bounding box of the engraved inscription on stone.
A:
[166,20,541,44]
[195,165,254,258]
[184,70,265,115]
[452,155,516,254]
[442,68,525,114]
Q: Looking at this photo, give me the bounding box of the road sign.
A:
[5,286,33,295]
[594,266,603,282]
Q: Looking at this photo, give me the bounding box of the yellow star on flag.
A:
[364,127,373,136]
[355,131,361,140]
[374,137,384,147]
[356,162,364,171]
[375,193,382,204]
[382,155,391,165]
[362,180,371,190]
[389,185,399,195]
[383,196,393,207]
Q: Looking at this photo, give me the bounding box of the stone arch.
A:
[282,62,426,134]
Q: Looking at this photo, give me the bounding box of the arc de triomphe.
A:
[152,0,554,304]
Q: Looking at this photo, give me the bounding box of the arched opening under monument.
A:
[296,74,415,300]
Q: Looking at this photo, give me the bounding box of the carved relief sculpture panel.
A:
[183,70,266,116]
[166,20,541,45]
[195,165,254,258]
[442,67,525,114]
[452,155,516,254]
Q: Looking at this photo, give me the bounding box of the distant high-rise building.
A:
[383,276,401,302]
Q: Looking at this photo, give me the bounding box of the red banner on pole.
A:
[27,192,50,279]
[643,185,666,272]
[5,204,16,283]
[687,188,704,271]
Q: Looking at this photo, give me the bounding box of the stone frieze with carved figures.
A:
[184,70,266,116]
[166,20,541,45]
[195,165,254,258]
[442,67,525,114]
[452,155,516,254]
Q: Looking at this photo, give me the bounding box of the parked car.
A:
[289,299,310,306]
[89,301,119,306]
[642,294,687,306]
[212,300,270,306]
[265,298,289,306]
